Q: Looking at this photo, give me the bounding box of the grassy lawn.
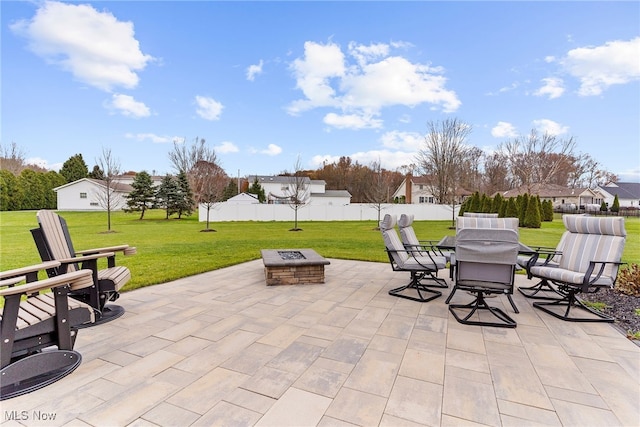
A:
[1,209,638,293]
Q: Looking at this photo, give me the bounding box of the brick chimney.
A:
[405,173,412,204]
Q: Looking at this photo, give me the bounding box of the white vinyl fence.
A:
[199,203,460,222]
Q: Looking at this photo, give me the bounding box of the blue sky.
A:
[2,1,639,182]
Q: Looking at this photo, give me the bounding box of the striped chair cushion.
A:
[456,217,519,233]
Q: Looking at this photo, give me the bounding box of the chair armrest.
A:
[584,260,626,287]
[0,270,94,296]
[0,261,61,281]
[76,245,136,256]
[56,252,116,264]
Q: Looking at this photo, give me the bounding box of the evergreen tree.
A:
[499,198,508,218]
[88,165,105,180]
[59,153,89,183]
[600,201,608,212]
[542,200,554,221]
[247,177,266,203]
[0,169,22,210]
[175,170,195,218]
[480,193,492,212]
[518,193,529,227]
[524,195,541,228]
[222,179,239,201]
[125,171,156,219]
[469,191,481,212]
[18,169,45,209]
[505,197,519,219]
[156,175,179,219]
[611,194,620,213]
[492,193,503,214]
[43,171,65,209]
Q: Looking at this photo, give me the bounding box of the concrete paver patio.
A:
[3,259,639,426]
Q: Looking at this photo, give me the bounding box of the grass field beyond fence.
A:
[1,209,637,292]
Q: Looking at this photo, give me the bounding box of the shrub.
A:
[616,263,640,297]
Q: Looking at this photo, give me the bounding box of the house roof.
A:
[312,190,352,198]
[247,175,325,186]
[600,182,640,199]
[497,183,588,199]
[54,178,132,193]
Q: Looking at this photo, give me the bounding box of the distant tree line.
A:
[1,123,619,213]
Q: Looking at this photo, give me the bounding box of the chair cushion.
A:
[398,214,414,228]
[564,215,626,237]
[380,214,397,231]
[529,265,614,287]
[456,217,519,232]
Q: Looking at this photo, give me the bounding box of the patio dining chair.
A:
[31,210,136,325]
[398,213,452,264]
[1,262,95,400]
[380,214,447,303]
[447,227,520,328]
[528,215,626,322]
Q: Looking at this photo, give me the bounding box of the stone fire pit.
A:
[261,249,330,285]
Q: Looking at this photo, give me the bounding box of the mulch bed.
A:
[580,288,640,339]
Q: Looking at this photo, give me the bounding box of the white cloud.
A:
[10,1,154,92]
[260,144,282,156]
[491,121,518,138]
[379,130,423,151]
[534,77,565,99]
[108,94,150,118]
[195,95,224,120]
[288,40,460,128]
[246,60,264,81]
[26,157,61,171]
[323,112,382,130]
[561,37,640,96]
[532,119,568,136]
[215,141,239,153]
[125,133,173,143]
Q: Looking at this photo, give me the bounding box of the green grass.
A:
[1,210,638,293]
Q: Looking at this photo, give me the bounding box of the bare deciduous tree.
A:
[193,160,228,231]
[283,156,310,231]
[416,118,473,205]
[169,137,227,228]
[0,142,27,175]
[94,148,123,232]
[366,160,394,228]
[499,129,576,192]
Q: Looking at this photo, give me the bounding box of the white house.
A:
[246,175,351,206]
[597,182,640,209]
[54,178,131,211]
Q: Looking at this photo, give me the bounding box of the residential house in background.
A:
[597,182,640,209]
[246,175,351,205]
[54,178,132,211]
[497,183,606,210]
[392,174,471,204]
[54,174,163,211]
